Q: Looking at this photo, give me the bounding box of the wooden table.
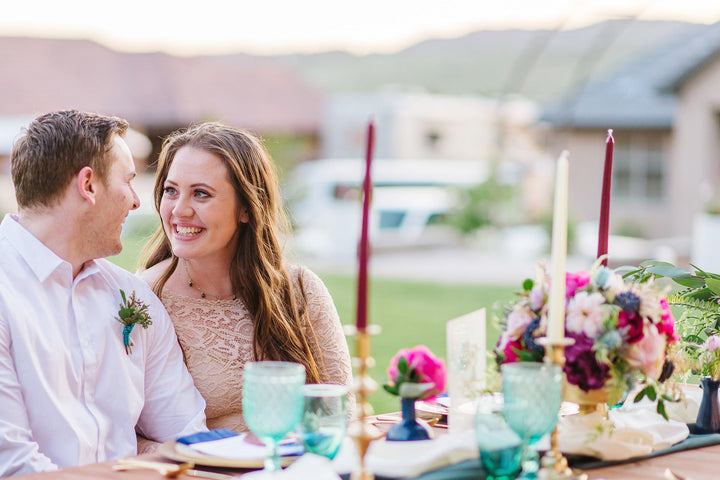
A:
[13,454,228,480]
[11,441,720,480]
[13,406,720,480]
[584,444,719,479]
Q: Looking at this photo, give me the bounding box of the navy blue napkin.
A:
[176,428,239,445]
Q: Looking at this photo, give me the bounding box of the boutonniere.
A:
[115,289,152,354]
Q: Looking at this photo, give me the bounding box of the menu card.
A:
[446,308,487,433]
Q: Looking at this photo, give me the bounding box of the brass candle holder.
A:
[344,324,381,480]
[537,337,575,480]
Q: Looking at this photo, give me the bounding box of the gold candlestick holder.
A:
[536,337,575,480]
[344,324,381,480]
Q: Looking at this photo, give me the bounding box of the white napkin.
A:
[663,387,701,425]
[185,433,304,460]
[364,430,478,478]
[241,454,341,480]
[558,402,689,461]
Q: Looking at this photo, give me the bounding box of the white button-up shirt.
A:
[0,214,207,476]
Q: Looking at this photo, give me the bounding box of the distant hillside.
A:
[260,20,704,103]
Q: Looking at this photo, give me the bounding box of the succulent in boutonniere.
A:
[384,345,447,401]
[115,289,152,354]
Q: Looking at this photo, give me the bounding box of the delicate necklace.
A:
[183,260,237,301]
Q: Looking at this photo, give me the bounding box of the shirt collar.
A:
[0,213,83,283]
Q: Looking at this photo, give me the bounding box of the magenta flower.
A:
[618,310,645,343]
[566,271,591,299]
[657,298,678,342]
[564,332,610,392]
[385,345,447,401]
[500,338,523,363]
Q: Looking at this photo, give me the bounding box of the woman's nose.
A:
[173,194,193,217]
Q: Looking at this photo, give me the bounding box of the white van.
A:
[284,158,488,259]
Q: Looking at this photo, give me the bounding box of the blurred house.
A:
[285,157,488,258]
[283,92,552,257]
[0,37,323,172]
[541,21,720,255]
[320,91,553,215]
[321,91,542,162]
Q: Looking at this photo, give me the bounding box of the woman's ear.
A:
[76,166,97,205]
[238,206,249,224]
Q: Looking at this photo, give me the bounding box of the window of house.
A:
[613,134,665,201]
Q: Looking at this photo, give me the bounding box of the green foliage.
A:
[263,133,317,178]
[447,176,516,234]
[625,260,720,340]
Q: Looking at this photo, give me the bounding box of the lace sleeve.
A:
[294,265,356,415]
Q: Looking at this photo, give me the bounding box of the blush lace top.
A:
[159,264,354,432]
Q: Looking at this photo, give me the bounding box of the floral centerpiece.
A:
[383,345,447,441]
[495,259,679,416]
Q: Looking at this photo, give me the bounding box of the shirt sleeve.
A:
[135,294,208,442]
[0,316,58,476]
[298,267,356,415]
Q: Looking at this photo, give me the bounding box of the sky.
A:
[2,0,720,56]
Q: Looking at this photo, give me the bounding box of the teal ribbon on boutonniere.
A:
[115,289,152,354]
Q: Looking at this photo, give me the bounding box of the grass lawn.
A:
[318,273,515,414]
[110,223,517,414]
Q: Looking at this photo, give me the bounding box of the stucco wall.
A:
[671,54,720,237]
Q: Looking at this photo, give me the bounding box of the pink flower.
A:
[703,335,720,352]
[387,345,447,401]
[505,307,535,341]
[501,339,523,363]
[657,298,678,342]
[625,324,666,380]
[566,271,591,299]
[618,311,645,343]
[565,291,606,338]
[529,284,546,311]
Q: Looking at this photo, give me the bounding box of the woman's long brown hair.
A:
[140,123,321,383]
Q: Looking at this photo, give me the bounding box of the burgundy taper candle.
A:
[597,129,614,266]
[356,120,374,330]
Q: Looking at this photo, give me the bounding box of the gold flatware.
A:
[665,468,690,480]
[113,458,193,477]
[184,469,234,480]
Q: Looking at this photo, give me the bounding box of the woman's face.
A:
[160,146,248,263]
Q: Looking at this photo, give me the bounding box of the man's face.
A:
[87,135,140,259]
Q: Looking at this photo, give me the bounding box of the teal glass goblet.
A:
[476,396,528,480]
[298,384,348,459]
[500,362,562,478]
[242,361,306,472]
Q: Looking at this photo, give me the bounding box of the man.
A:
[0,110,207,476]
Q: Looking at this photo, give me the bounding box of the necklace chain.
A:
[183,259,236,302]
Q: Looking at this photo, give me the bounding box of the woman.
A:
[138,122,354,433]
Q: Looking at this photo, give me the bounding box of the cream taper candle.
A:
[548,151,569,343]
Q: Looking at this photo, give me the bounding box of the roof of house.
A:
[0,37,323,134]
[541,22,720,129]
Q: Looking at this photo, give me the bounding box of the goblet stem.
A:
[520,445,540,479]
[264,438,282,472]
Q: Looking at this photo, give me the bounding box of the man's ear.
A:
[76,166,97,205]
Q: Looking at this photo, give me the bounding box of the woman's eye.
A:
[163,186,176,195]
[195,190,210,198]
